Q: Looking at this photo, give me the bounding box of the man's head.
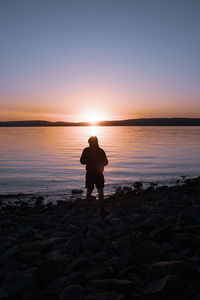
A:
[88,136,99,147]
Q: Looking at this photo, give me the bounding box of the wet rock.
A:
[145,186,155,193]
[20,241,49,252]
[60,284,86,300]
[118,249,133,268]
[125,213,141,224]
[146,260,198,283]
[131,231,147,246]
[0,245,19,263]
[66,227,87,254]
[161,242,174,252]
[142,214,165,231]
[35,196,44,206]
[84,292,125,300]
[0,289,9,300]
[65,271,86,286]
[64,258,92,275]
[142,275,195,300]
[71,189,84,195]
[133,182,143,189]
[150,224,173,243]
[109,218,128,233]
[178,213,197,225]
[45,237,67,250]
[150,182,158,187]
[132,241,165,264]
[2,271,37,296]
[86,225,105,244]
[123,186,132,192]
[19,252,42,265]
[94,251,107,261]
[87,279,135,294]
[173,233,192,249]
[86,267,113,280]
[115,236,132,253]
[32,290,58,300]
[191,237,200,249]
[36,260,63,287]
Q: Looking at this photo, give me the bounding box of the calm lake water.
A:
[0,126,200,200]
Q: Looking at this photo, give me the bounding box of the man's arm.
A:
[102,150,108,166]
[80,149,87,164]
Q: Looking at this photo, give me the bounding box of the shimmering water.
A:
[0,126,200,198]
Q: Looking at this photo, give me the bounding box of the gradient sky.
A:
[0,0,200,122]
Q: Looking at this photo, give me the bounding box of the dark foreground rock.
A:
[0,177,200,299]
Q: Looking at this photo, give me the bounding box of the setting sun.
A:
[85,110,106,125]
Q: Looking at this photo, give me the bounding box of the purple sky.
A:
[0,0,200,121]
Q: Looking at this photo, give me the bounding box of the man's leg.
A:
[86,188,93,211]
[98,188,104,211]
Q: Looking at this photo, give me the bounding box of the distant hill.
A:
[0,118,200,127]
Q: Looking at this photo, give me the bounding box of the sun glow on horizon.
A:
[84,110,107,125]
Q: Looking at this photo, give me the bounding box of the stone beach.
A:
[0,177,200,299]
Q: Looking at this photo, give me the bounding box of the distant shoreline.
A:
[1,118,200,127]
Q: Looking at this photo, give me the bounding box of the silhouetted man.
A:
[80,136,108,213]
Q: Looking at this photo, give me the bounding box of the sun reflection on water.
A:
[90,125,98,136]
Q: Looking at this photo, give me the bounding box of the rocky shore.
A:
[0,177,200,300]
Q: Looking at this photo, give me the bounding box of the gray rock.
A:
[36,260,63,287]
[173,233,192,249]
[94,251,107,261]
[66,227,87,254]
[118,249,133,268]
[177,212,197,225]
[60,284,85,300]
[47,249,69,263]
[84,292,125,300]
[146,260,198,282]
[0,245,19,263]
[132,241,165,264]
[2,271,37,295]
[20,240,50,252]
[19,252,42,265]
[161,243,174,252]
[71,189,84,194]
[32,290,58,300]
[109,218,128,233]
[150,224,173,243]
[87,279,134,294]
[126,213,141,224]
[65,271,86,286]
[142,214,165,231]
[143,275,194,300]
[131,231,147,246]
[64,258,92,275]
[87,225,105,244]
[0,289,9,300]
[86,267,113,280]
[115,236,132,253]
[133,182,143,189]
[191,237,200,249]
